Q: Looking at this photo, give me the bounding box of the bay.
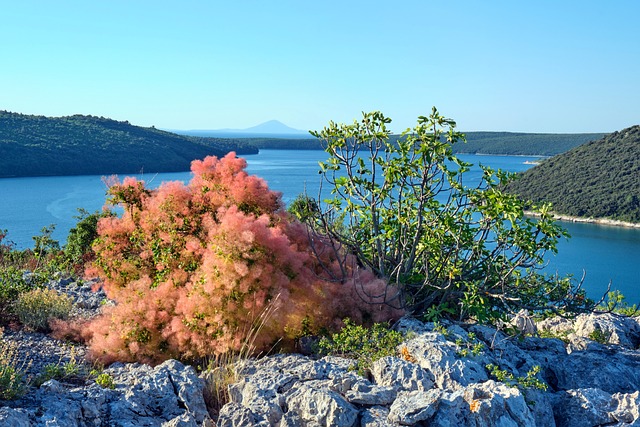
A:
[1,149,638,302]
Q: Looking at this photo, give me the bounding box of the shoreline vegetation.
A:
[525,211,640,229]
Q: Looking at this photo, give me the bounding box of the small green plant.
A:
[587,328,612,345]
[0,329,30,399]
[432,321,450,337]
[35,349,84,386]
[486,364,548,392]
[316,319,404,376]
[455,332,485,358]
[538,328,572,343]
[422,303,457,322]
[13,288,73,332]
[95,373,115,389]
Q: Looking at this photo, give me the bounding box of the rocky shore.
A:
[2,278,640,426]
[525,211,640,229]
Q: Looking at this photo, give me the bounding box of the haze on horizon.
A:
[1,1,638,134]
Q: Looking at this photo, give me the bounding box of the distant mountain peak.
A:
[241,120,305,134]
[173,120,309,138]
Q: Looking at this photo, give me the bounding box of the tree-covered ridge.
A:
[0,111,257,178]
[238,131,604,156]
[506,125,640,223]
[458,131,605,156]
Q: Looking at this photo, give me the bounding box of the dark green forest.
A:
[506,125,640,223]
[0,111,257,177]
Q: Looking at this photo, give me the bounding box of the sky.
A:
[1,1,639,134]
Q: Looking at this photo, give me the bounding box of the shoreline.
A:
[455,152,550,158]
[525,211,640,229]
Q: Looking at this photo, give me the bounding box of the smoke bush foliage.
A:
[310,109,593,322]
[74,153,401,364]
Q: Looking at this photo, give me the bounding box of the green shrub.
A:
[64,209,114,271]
[0,228,67,326]
[0,329,29,399]
[95,372,115,389]
[0,266,33,322]
[14,288,73,332]
[316,319,405,375]
[311,110,592,321]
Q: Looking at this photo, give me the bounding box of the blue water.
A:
[1,150,638,302]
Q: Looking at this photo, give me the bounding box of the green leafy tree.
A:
[309,109,592,322]
[65,208,114,270]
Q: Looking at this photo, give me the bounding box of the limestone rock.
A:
[216,402,270,427]
[553,388,640,427]
[370,356,435,392]
[343,380,396,406]
[360,406,393,427]
[429,381,536,427]
[545,347,640,393]
[573,313,640,348]
[403,332,488,390]
[0,407,31,427]
[284,382,358,427]
[6,359,211,427]
[388,389,442,425]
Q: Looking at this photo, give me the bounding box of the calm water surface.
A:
[1,150,638,302]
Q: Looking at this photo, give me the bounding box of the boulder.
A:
[371,356,435,392]
[216,402,270,427]
[360,406,394,427]
[388,389,442,425]
[284,382,359,426]
[429,381,536,427]
[402,332,488,390]
[556,388,640,426]
[0,407,31,427]
[572,313,640,348]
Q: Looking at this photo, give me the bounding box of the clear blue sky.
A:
[2,1,638,133]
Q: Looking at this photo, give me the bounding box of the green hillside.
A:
[231,131,604,156]
[506,126,640,223]
[459,131,605,156]
[0,111,257,178]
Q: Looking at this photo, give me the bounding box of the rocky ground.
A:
[2,278,640,426]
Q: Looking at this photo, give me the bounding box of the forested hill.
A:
[213,131,605,156]
[506,125,640,223]
[0,111,257,178]
[458,131,605,156]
